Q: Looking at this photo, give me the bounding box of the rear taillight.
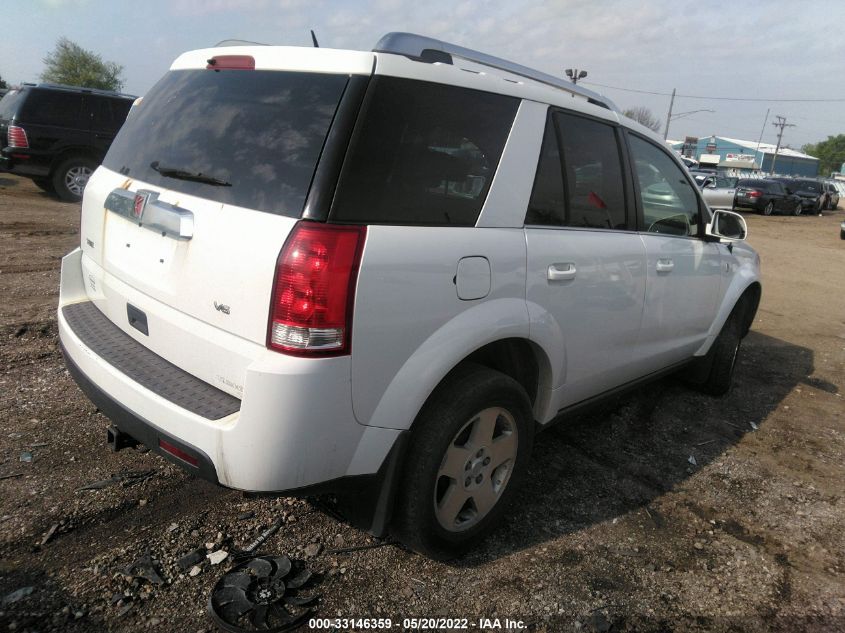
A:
[267,221,366,356]
[749,190,762,198]
[8,125,28,148]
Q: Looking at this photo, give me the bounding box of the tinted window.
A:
[19,89,84,127]
[794,180,822,193]
[525,117,565,225]
[104,70,348,217]
[525,112,626,229]
[629,135,700,237]
[556,112,626,229]
[0,89,25,120]
[715,177,737,188]
[331,77,518,226]
[91,96,132,134]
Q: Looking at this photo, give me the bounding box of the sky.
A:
[2,0,844,150]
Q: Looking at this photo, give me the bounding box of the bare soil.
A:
[1,174,843,632]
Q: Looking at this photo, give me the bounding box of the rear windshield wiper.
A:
[150,161,232,187]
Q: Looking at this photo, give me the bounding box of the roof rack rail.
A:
[373,32,617,112]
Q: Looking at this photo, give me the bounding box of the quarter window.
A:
[629,135,701,237]
[332,77,518,226]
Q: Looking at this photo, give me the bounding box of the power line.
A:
[582,81,845,103]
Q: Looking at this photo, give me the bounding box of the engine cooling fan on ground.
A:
[208,555,318,632]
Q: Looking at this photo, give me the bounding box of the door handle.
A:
[656,258,674,273]
[547,263,576,281]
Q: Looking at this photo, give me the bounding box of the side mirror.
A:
[707,209,747,241]
[784,187,793,194]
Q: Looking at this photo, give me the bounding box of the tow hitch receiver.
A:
[107,425,139,452]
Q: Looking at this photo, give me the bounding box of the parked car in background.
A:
[0,83,135,201]
[733,178,803,215]
[57,33,761,559]
[772,178,830,214]
[688,168,717,187]
[701,176,738,210]
[823,181,839,209]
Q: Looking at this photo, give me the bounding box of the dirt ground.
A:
[0,174,843,633]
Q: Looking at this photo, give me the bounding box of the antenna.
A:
[310,30,319,48]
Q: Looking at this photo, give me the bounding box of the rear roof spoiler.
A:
[373,32,618,112]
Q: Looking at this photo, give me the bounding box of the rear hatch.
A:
[80,48,371,347]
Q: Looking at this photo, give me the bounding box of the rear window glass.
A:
[0,89,26,120]
[331,77,518,226]
[19,89,85,127]
[794,180,822,192]
[104,70,348,217]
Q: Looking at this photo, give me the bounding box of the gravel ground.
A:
[1,174,843,632]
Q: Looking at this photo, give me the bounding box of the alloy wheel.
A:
[434,407,518,532]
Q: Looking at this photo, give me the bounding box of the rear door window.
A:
[91,96,132,134]
[103,69,349,217]
[525,111,627,230]
[331,77,518,226]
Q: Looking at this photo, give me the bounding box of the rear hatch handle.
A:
[104,188,194,240]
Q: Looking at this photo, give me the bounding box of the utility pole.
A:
[769,115,796,175]
[662,88,676,140]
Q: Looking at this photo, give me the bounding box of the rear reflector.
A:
[158,438,199,467]
[267,221,366,356]
[206,55,255,70]
[8,125,28,148]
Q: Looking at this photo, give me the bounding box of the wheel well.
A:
[49,149,101,175]
[462,338,542,406]
[737,282,761,337]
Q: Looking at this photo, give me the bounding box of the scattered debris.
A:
[29,442,49,448]
[208,555,319,631]
[40,522,60,546]
[2,586,34,606]
[688,455,698,466]
[695,439,716,447]
[189,565,202,577]
[124,552,165,585]
[208,550,229,565]
[0,472,23,481]
[233,517,284,561]
[77,469,155,491]
[303,543,322,559]
[19,451,33,463]
[325,540,397,555]
[750,421,759,430]
[177,548,206,571]
[237,511,256,521]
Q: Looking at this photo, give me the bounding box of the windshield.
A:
[103,69,348,217]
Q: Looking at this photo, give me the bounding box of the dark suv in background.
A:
[0,83,135,201]
[733,178,803,215]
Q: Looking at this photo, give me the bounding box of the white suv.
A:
[58,33,760,559]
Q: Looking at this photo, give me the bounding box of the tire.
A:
[762,201,774,216]
[793,202,802,216]
[52,156,97,202]
[696,308,744,396]
[31,177,55,194]
[393,364,534,559]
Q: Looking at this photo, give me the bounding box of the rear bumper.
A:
[0,151,50,177]
[58,247,403,493]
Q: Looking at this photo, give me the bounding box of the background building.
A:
[669,136,819,177]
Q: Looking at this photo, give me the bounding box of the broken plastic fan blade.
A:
[284,569,311,589]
